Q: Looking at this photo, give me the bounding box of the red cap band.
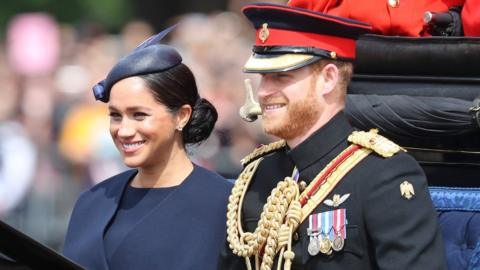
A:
[255,28,356,59]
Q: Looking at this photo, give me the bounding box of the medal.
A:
[308,235,320,256]
[332,233,345,251]
[319,235,332,255]
[331,208,347,252]
[308,210,347,256]
[307,214,321,256]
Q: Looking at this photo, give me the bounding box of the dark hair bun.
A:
[183,98,218,144]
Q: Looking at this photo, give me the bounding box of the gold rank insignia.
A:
[259,23,269,43]
[347,129,405,158]
[400,181,415,200]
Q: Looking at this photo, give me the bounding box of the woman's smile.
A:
[120,140,146,154]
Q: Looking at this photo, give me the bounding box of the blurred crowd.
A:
[0,7,281,251]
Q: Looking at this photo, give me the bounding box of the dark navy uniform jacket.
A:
[64,165,232,270]
[218,112,447,270]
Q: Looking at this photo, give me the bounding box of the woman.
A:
[63,28,232,270]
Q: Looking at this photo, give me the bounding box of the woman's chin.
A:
[122,157,143,168]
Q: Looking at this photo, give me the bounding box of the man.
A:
[218,2,447,270]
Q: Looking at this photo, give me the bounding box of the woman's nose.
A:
[117,120,135,137]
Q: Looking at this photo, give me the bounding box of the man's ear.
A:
[176,104,193,130]
[321,63,339,95]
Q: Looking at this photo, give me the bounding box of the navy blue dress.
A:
[63,165,232,270]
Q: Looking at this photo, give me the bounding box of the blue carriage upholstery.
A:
[348,34,480,270]
[430,187,480,270]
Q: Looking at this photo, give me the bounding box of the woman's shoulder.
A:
[192,164,233,192]
[77,169,136,203]
[66,169,135,231]
[185,165,232,217]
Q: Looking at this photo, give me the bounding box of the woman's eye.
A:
[109,112,122,121]
[133,112,148,120]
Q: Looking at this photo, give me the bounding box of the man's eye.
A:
[269,73,290,81]
[275,74,290,79]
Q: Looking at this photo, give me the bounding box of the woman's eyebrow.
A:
[108,105,152,111]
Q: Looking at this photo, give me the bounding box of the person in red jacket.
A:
[289,0,480,36]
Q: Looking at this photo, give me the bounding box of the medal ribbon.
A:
[323,210,330,238]
[317,213,322,234]
[308,214,312,234]
[332,210,337,240]
[291,166,299,182]
[313,213,318,234]
[332,209,346,239]
[310,210,347,242]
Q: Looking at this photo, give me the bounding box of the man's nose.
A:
[257,77,276,99]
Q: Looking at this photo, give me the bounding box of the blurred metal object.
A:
[423,9,462,36]
[239,79,262,122]
[388,0,400,8]
[423,11,434,24]
[423,11,453,26]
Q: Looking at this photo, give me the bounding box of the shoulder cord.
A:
[227,157,301,270]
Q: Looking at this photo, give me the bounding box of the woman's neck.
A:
[131,142,194,188]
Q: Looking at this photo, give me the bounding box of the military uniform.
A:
[218,112,447,269]
[219,2,447,269]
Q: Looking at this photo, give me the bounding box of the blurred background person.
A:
[0,56,37,217]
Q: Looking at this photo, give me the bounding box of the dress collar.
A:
[287,112,354,171]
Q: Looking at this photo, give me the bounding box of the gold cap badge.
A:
[259,23,269,43]
[400,181,415,200]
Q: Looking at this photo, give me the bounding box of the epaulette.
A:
[347,129,406,158]
[240,140,287,166]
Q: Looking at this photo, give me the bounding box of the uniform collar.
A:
[287,111,354,171]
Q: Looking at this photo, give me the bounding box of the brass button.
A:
[298,181,307,192]
[388,0,399,8]
[293,232,299,241]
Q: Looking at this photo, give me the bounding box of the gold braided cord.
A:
[227,156,301,270]
[241,140,286,166]
[227,143,372,270]
[227,159,263,258]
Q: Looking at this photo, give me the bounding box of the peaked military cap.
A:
[92,25,182,102]
[242,3,371,73]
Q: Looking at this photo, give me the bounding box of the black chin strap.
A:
[252,46,353,62]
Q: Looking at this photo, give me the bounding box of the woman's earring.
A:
[177,126,183,131]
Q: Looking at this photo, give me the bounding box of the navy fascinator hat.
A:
[92,25,182,102]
